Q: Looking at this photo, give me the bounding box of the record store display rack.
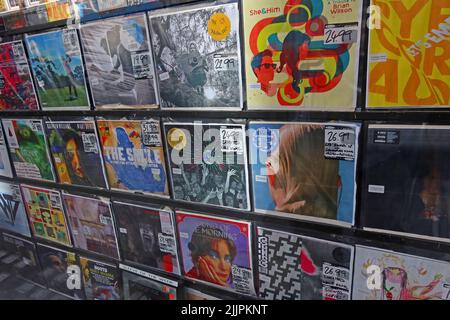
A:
[0,0,449,301]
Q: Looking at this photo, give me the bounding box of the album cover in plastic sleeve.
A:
[366,0,449,108]
[300,237,353,300]
[63,192,120,259]
[256,226,302,300]
[149,2,243,109]
[20,184,71,246]
[363,124,450,241]
[25,28,90,110]
[353,245,450,300]
[1,233,44,286]
[2,118,55,182]
[176,211,255,296]
[112,201,180,275]
[0,40,39,110]
[249,121,359,226]
[80,13,158,109]
[97,0,127,11]
[0,0,7,11]
[164,122,250,210]
[183,287,220,300]
[243,0,362,110]
[97,118,169,196]
[37,243,84,299]
[0,122,13,178]
[46,118,108,188]
[45,0,72,22]
[122,270,177,300]
[80,256,121,300]
[0,181,30,237]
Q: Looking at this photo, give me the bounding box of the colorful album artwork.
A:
[46,119,108,188]
[45,0,72,22]
[353,245,450,300]
[256,226,302,300]
[176,211,255,296]
[149,3,243,109]
[25,28,90,110]
[80,256,122,300]
[122,269,177,300]
[80,13,158,109]
[97,118,168,196]
[0,121,13,178]
[0,182,30,237]
[243,0,362,110]
[164,122,250,210]
[112,201,180,275]
[2,118,55,182]
[37,244,84,299]
[0,40,39,110]
[363,124,450,241]
[249,121,359,225]
[63,193,120,259]
[366,0,450,108]
[300,237,354,300]
[20,184,71,246]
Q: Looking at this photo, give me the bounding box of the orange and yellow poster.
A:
[243,0,363,111]
[367,0,450,108]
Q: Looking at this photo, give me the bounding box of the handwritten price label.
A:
[213,54,238,71]
[324,126,355,161]
[324,23,358,45]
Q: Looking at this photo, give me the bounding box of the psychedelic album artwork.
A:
[80,256,122,300]
[37,244,84,299]
[362,124,450,241]
[45,0,72,22]
[0,182,30,237]
[353,245,450,300]
[0,40,39,110]
[300,237,354,300]
[183,287,220,300]
[1,233,44,286]
[80,13,158,109]
[243,0,362,110]
[122,269,177,300]
[0,122,13,178]
[366,0,450,108]
[149,3,243,109]
[257,226,302,300]
[164,122,250,210]
[249,121,359,225]
[20,184,71,246]
[176,211,255,296]
[46,119,108,188]
[112,201,180,274]
[97,118,168,196]
[62,193,120,259]
[25,28,90,110]
[2,118,55,182]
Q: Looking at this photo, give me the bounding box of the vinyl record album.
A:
[0,121,13,178]
[122,269,177,300]
[80,256,122,300]
[0,181,30,237]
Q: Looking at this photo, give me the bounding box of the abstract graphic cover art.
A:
[149,3,243,109]
[256,226,302,300]
[80,256,122,300]
[63,193,120,259]
[243,0,362,110]
[2,118,55,181]
[20,184,71,246]
[45,0,72,22]
[249,121,359,225]
[366,0,450,108]
[0,181,31,237]
[164,122,249,210]
[46,119,108,188]
[37,244,84,299]
[363,124,450,241]
[300,237,353,300]
[176,211,255,295]
[112,201,180,274]
[1,233,44,285]
[353,245,450,300]
[0,40,39,110]
[97,118,168,196]
[122,270,177,300]
[25,28,90,110]
[0,121,13,178]
[80,13,159,109]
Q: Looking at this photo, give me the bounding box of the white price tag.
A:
[324,23,359,44]
[220,128,244,153]
[213,54,238,71]
[324,126,355,161]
